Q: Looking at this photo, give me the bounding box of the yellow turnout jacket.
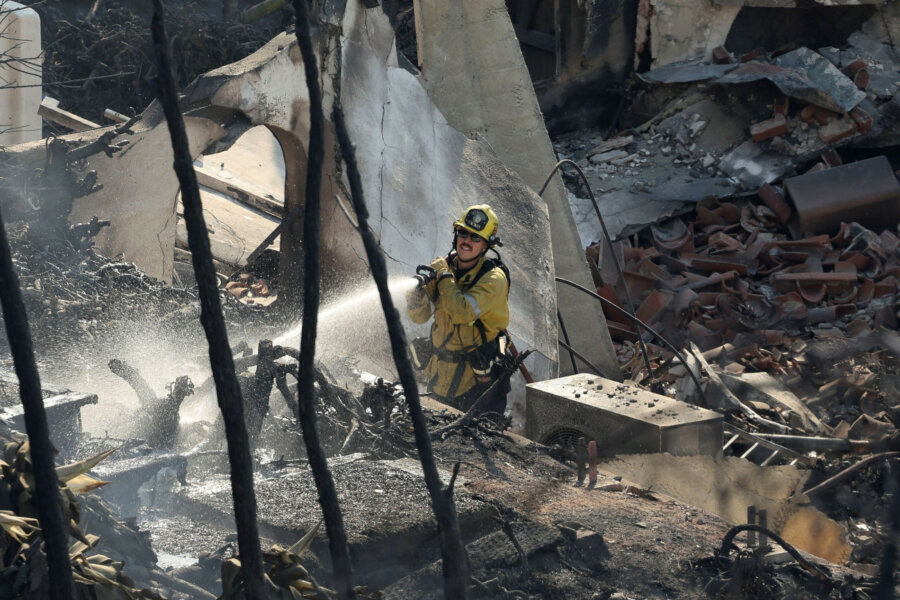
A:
[407,255,510,399]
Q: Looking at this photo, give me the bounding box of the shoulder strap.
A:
[469,255,510,292]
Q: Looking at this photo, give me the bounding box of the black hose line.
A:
[555,277,706,402]
[291,1,357,598]
[539,159,655,383]
[330,46,469,599]
[556,309,579,373]
[151,2,266,597]
[718,524,835,585]
[557,340,606,378]
[0,212,74,599]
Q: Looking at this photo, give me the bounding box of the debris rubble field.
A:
[0,0,897,598]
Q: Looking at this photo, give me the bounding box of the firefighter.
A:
[406,204,511,416]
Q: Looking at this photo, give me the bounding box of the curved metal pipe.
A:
[539,159,655,383]
[558,339,607,377]
[555,276,706,403]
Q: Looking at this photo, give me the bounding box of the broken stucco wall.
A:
[413,0,622,381]
[69,105,225,282]
[505,0,638,133]
[185,3,560,415]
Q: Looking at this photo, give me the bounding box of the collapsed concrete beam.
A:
[412,0,621,381]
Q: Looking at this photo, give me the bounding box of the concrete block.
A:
[750,114,788,142]
[525,373,723,457]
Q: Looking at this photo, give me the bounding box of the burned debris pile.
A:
[551,4,900,589]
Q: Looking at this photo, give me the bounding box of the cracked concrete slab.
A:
[412,0,621,381]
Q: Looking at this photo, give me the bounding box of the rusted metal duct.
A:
[783,156,900,235]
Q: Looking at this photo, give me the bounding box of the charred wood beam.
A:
[330,38,470,600]
[0,208,74,597]
[291,2,357,599]
[150,2,267,598]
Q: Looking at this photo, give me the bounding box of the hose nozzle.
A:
[413,265,437,287]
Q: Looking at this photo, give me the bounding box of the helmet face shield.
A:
[464,208,489,232]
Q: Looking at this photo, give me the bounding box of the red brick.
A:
[849,106,873,134]
[773,95,789,116]
[818,117,858,144]
[740,47,766,62]
[750,114,788,142]
[821,149,842,167]
[711,46,731,64]
[800,105,817,124]
[813,107,838,126]
[854,69,870,91]
[841,59,867,79]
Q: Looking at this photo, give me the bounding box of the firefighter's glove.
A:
[406,284,427,308]
[430,257,455,295]
[430,256,452,279]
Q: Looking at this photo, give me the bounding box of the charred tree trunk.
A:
[150,2,267,597]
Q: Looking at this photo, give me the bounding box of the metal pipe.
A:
[555,276,706,403]
[538,159,655,383]
[755,434,870,453]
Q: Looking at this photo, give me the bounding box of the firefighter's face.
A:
[456,229,486,262]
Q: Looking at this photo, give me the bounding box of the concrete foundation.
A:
[525,373,723,456]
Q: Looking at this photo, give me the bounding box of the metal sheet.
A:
[784,156,900,235]
[638,60,737,84]
[715,48,865,113]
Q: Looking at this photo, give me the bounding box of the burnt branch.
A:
[291,1,357,598]
[0,201,74,598]
[150,2,267,598]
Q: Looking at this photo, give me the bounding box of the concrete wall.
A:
[68,105,225,282]
[412,0,622,381]
[185,4,562,419]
